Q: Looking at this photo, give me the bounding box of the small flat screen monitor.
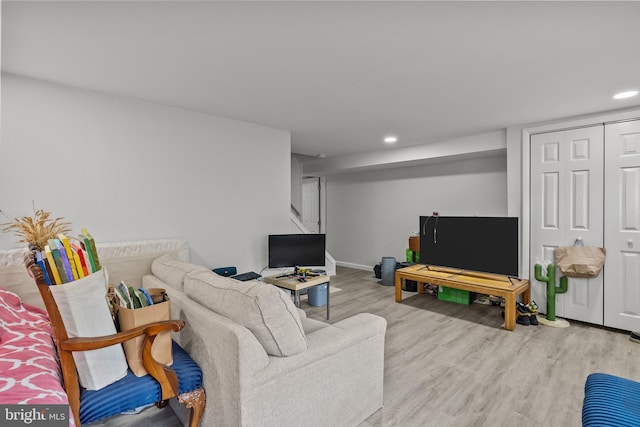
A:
[268,234,326,268]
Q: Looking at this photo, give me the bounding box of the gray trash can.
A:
[308,283,328,306]
[381,257,396,286]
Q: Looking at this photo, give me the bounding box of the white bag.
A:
[50,268,128,390]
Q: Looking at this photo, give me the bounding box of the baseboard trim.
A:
[336,261,373,271]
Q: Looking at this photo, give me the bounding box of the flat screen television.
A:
[419,216,519,277]
[268,234,326,268]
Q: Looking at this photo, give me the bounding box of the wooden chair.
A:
[25,256,206,426]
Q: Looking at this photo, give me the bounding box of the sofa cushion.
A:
[184,270,308,356]
[79,341,202,425]
[151,254,209,291]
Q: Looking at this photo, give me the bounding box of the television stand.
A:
[395,265,530,331]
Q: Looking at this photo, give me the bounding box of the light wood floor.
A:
[100,266,638,427]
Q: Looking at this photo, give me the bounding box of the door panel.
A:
[571,281,589,307]
[604,120,640,330]
[571,170,590,229]
[530,126,604,324]
[543,172,560,227]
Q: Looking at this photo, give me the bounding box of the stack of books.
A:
[34,228,101,285]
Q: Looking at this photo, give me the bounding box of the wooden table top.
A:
[396,264,529,292]
[264,274,329,291]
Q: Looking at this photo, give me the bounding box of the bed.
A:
[0,286,75,425]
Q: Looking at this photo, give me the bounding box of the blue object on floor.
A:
[308,283,328,306]
[582,372,640,426]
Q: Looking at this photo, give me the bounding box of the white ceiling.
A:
[2,1,640,159]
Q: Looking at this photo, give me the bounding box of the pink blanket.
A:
[0,287,74,425]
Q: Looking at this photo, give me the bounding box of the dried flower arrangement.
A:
[0,206,71,250]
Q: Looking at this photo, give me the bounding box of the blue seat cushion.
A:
[79,341,202,425]
[583,373,640,426]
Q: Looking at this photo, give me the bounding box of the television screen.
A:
[419,216,519,277]
[268,234,326,268]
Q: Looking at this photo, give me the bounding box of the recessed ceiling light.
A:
[613,90,638,100]
[384,136,398,144]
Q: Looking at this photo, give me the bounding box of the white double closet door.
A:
[530,119,640,329]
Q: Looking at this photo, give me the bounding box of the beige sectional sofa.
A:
[0,239,386,427]
[144,254,386,427]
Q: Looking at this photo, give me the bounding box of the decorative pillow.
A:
[151,254,209,291]
[184,270,308,356]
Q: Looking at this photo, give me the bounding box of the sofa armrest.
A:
[252,313,386,385]
[243,313,386,427]
[326,312,387,338]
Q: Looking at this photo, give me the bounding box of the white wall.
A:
[326,155,508,269]
[290,154,302,216]
[0,74,291,272]
[304,130,505,175]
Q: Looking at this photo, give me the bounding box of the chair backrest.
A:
[25,254,83,424]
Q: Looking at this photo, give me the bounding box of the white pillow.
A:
[184,270,308,357]
[151,254,209,291]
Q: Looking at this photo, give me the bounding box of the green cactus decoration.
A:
[534,263,568,321]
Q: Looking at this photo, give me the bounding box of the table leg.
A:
[521,286,531,305]
[504,294,516,331]
[326,282,330,320]
[395,273,403,302]
[294,291,300,308]
[417,281,424,294]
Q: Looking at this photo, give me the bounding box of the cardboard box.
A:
[408,236,420,252]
